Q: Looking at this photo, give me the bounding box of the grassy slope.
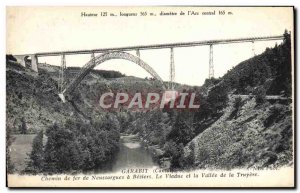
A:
[6,61,78,133]
[185,38,293,169]
[186,96,292,169]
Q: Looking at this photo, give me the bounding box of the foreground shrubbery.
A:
[26,115,120,174]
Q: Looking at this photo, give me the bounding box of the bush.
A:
[183,142,195,167]
[6,54,17,62]
[264,104,285,127]
[254,87,266,105]
[234,97,242,109]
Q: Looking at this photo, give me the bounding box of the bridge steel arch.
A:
[61,51,166,99]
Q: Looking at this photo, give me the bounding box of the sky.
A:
[7,7,293,86]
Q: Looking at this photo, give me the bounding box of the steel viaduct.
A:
[13,35,284,102]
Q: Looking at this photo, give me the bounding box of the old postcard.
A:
[6,6,294,188]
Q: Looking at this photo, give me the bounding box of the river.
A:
[96,134,158,173]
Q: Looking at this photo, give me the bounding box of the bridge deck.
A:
[35,35,284,57]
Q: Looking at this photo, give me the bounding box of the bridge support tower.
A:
[59,54,66,93]
[209,44,214,79]
[14,54,39,72]
[169,47,175,90]
[252,41,256,56]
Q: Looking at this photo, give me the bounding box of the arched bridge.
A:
[12,34,286,103]
[62,51,165,97]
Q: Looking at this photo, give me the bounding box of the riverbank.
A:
[136,135,171,169]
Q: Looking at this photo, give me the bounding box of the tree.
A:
[20,117,27,134]
[41,118,120,173]
[233,96,242,109]
[25,130,44,173]
[163,140,185,169]
[167,112,195,145]
[283,29,291,47]
[6,127,15,173]
[207,84,229,114]
[182,142,195,168]
[267,30,292,96]
[194,97,212,121]
[254,86,266,105]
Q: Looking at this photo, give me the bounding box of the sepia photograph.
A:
[5,6,294,188]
